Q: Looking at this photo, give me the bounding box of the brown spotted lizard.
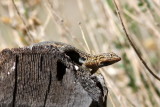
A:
[30,41,121,74]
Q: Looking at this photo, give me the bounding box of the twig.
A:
[77,0,100,53]
[45,0,84,49]
[108,93,116,107]
[12,0,34,42]
[112,0,160,81]
[78,22,91,53]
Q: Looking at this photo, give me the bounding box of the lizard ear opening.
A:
[79,57,86,64]
[64,50,82,65]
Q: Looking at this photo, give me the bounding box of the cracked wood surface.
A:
[0,45,107,107]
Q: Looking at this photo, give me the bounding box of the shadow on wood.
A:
[0,45,107,107]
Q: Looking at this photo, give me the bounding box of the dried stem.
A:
[12,0,34,42]
[78,23,91,53]
[112,0,160,81]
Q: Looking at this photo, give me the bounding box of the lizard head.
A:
[97,52,121,67]
[82,52,121,69]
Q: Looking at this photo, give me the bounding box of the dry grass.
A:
[0,0,160,107]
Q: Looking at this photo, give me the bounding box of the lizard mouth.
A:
[100,57,121,67]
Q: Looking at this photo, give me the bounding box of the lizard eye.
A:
[108,54,112,58]
[109,52,116,57]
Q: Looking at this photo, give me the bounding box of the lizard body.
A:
[30,41,121,74]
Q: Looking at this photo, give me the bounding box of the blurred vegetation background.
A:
[0,0,160,107]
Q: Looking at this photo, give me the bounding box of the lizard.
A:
[30,41,121,74]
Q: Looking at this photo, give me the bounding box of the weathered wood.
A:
[0,45,107,107]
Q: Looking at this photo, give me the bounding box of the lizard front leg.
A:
[90,68,99,74]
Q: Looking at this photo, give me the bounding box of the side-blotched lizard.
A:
[30,41,121,74]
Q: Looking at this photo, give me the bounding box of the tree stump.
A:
[0,45,107,107]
